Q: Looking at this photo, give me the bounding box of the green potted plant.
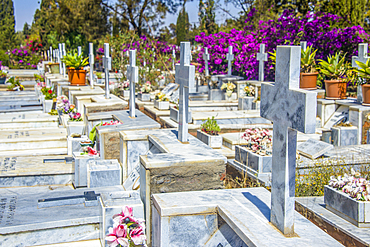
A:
[0,70,7,84]
[62,52,89,85]
[6,77,24,91]
[353,58,370,105]
[41,87,56,113]
[197,116,222,148]
[96,72,104,84]
[318,52,348,99]
[300,46,318,89]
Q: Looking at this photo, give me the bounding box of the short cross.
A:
[78,46,82,56]
[352,43,369,68]
[202,47,210,77]
[300,41,307,52]
[260,46,317,235]
[127,50,139,118]
[89,43,95,89]
[172,49,176,71]
[226,46,234,76]
[256,44,268,82]
[103,43,112,99]
[58,44,63,75]
[61,43,66,78]
[175,42,195,143]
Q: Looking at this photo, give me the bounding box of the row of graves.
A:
[0,41,370,247]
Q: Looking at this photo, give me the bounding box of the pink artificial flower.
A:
[113,206,137,224]
[87,147,98,156]
[105,223,129,247]
[129,225,146,245]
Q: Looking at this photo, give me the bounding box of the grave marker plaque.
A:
[297,138,333,159]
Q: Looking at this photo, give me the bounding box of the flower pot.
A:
[43,99,53,113]
[67,120,85,136]
[96,78,104,84]
[154,100,169,110]
[362,84,370,106]
[197,130,222,148]
[69,69,87,86]
[208,89,223,100]
[138,92,151,102]
[300,72,318,90]
[325,80,347,99]
[238,96,254,110]
[122,90,130,98]
[223,92,237,101]
[0,77,6,84]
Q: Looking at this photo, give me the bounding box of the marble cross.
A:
[226,46,234,76]
[103,43,112,99]
[58,44,63,75]
[47,50,50,63]
[152,48,155,69]
[202,47,210,77]
[49,47,53,62]
[257,44,268,82]
[61,43,66,78]
[172,49,176,71]
[89,43,95,89]
[260,46,317,235]
[127,50,139,118]
[352,43,369,68]
[175,42,195,143]
[300,41,307,52]
[78,46,82,56]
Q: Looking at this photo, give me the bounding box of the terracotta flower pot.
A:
[67,68,72,82]
[69,69,86,86]
[324,80,347,99]
[300,72,318,90]
[362,84,370,106]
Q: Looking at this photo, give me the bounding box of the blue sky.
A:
[14,0,240,31]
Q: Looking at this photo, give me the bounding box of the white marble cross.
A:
[172,49,176,71]
[103,43,112,99]
[78,46,82,56]
[61,43,66,77]
[300,41,307,52]
[257,44,268,82]
[175,42,195,142]
[260,46,317,235]
[202,47,210,77]
[47,50,50,63]
[352,43,369,68]
[58,44,63,75]
[226,46,234,76]
[89,43,95,89]
[127,50,139,118]
[49,47,53,62]
[152,48,155,69]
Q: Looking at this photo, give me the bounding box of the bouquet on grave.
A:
[329,169,370,201]
[7,77,24,91]
[81,146,98,156]
[155,92,169,102]
[140,81,152,93]
[121,81,130,91]
[68,111,82,121]
[41,86,56,100]
[89,120,122,143]
[221,82,236,97]
[106,206,147,247]
[241,128,272,156]
[56,95,72,113]
[243,85,255,97]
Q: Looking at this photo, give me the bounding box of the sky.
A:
[13,0,240,31]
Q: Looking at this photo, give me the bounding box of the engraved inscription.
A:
[7,131,30,139]
[0,157,17,172]
[0,196,17,226]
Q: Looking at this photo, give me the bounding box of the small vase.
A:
[300,72,318,90]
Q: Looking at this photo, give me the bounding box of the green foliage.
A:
[89,122,102,143]
[6,77,23,91]
[301,46,317,73]
[176,6,189,45]
[0,49,9,66]
[199,0,218,35]
[0,0,16,51]
[318,52,347,80]
[62,52,89,70]
[23,22,31,37]
[354,59,370,84]
[41,87,56,100]
[0,70,6,77]
[201,116,221,135]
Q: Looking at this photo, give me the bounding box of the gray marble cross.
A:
[260,46,317,235]
[103,43,112,99]
[58,44,63,75]
[203,47,210,77]
[89,43,95,89]
[352,43,369,68]
[226,46,234,76]
[78,46,82,56]
[127,50,139,118]
[61,43,66,78]
[257,44,268,82]
[175,42,195,143]
[172,49,176,71]
[300,41,307,52]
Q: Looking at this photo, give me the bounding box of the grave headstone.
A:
[127,50,139,118]
[323,105,349,129]
[226,46,234,76]
[103,43,112,99]
[297,138,333,159]
[175,42,194,143]
[203,47,210,77]
[257,44,268,82]
[161,82,179,97]
[89,43,95,89]
[260,45,317,235]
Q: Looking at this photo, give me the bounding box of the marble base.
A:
[238,96,254,110]
[235,145,272,173]
[169,107,192,123]
[196,130,223,148]
[192,110,271,125]
[87,159,122,188]
[43,99,53,113]
[138,93,151,102]
[73,152,99,188]
[67,135,89,155]
[154,100,169,110]
[208,89,223,101]
[222,92,237,101]
[122,90,130,98]
[331,126,358,146]
[67,121,85,136]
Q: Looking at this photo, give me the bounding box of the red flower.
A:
[48,89,53,94]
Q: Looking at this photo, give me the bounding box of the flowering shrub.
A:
[140,81,152,93]
[106,206,146,247]
[34,74,45,83]
[241,128,272,156]
[69,112,82,121]
[244,85,255,97]
[329,169,370,201]
[7,38,43,69]
[220,82,236,96]
[121,81,130,90]
[41,87,56,100]
[155,92,169,101]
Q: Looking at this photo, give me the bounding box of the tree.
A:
[0,0,16,51]
[23,22,31,37]
[199,0,218,35]
[176,5,189,45]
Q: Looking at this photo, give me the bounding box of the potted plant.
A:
[67,111,85,136]
[121,80,130,98]
[154,92,170,110]
[96,72,104,84]
[62,52,89,85]
[197,116,222,148]
[208,79,222,100]
[221,82,237,101]
[6,77,24,91]
[353,58,370,105]
[300,46,319,89]
[41,86,56,113]
[318,52,348,99]
[239,85,255,110]
[139,81,152,102]
[0,70,7,84]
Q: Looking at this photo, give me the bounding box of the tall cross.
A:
[78,46,82,56]
[203,47,210,77]
[103,43,112,99]
[257,44,268,82]
[300,41,307,52]
[226,46,234,76]
[172,49,176,71]
[127,50,139,118]
[89,43,95,89]
[352,43,369,68]
[58,44,63,75]
[260,46,317,235]
[49,47,53,62]
[152,48,155,69]
[61,43,66,78]
[175,42,195,143]
[47,50,50,63]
